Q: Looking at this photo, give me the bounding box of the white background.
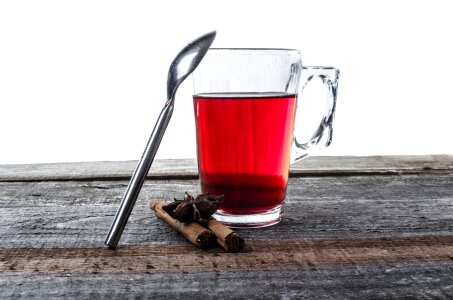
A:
[1,0,452,164]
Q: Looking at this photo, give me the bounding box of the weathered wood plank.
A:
[1,263,453,299]
[0,174,452,248]
[0,174,453,248]
[0,156,452,298]
[2,236,453,276]
[0,159,198,182]
[1,154,452,181]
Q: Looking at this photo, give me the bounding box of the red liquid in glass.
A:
[193,93,297,214]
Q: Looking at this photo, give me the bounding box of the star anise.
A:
[162,192,224,223]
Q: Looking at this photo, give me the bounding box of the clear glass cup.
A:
[192,48,339,227]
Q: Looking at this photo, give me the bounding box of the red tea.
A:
[193,93,297,214]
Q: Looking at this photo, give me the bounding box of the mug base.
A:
[213,205,283,228]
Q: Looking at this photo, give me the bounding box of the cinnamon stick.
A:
[149,200,215,249]
[206,217,245,252]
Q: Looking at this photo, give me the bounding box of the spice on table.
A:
[162,192,224,223]
[149,200,215,249]
[206,217,245,253]
[149,193,245,252]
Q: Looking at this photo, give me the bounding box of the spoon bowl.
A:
[167,31,216,100]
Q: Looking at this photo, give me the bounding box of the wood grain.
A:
[0,156,452,299]
[1,263,452,299]
[1,154,452,181]
[1,236,453,276]
[1,173,452,248]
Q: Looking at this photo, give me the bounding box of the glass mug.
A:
[192,48,339,227]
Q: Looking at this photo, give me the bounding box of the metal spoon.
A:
[105,31,216,248]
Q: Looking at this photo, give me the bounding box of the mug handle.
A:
[291,66,340,163]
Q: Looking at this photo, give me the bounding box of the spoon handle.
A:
[105,99,174,248]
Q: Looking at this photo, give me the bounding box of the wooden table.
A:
[1,155,452,299]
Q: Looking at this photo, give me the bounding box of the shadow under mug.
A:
[192,48,339,227]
